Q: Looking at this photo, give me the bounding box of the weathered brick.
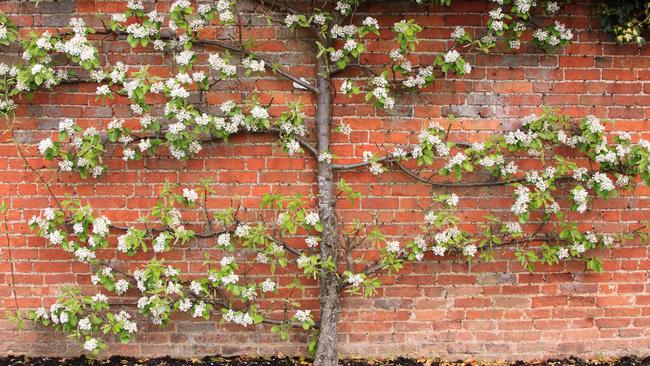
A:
[0,0,649,362]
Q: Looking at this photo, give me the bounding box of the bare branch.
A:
[331,63,378,77]
[107,222,231,239]
[394,161,524,188]
[3,116,64,211]
[266,234,303,257]
[256,0,302,16]
[332,156,391,171]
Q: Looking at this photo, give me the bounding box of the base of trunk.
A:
[313,270,340,366]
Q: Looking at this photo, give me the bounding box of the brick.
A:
[2,1,650,361]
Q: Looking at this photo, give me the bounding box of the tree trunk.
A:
[313,47,340,366]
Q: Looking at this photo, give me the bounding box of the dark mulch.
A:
[1,355,649,366]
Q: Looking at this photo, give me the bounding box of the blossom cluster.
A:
[533,21,574,52]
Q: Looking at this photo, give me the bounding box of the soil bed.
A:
[1,355,649,366]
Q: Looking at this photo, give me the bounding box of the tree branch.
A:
[330,63,378,76]
[92,29,318,93]
[339,233,557,290]
[256,0,302,16]
[3,116,64,211]
[267,235,303,257]
[394,161,524,188]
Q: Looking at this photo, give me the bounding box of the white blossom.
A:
[572,187,589,213]
[111,13,127,23]
[235,224,250,238]
[297,255,310,268]
[305,212,320,226]
[260,278,276,292]
[221,273,239,285]
[445,193,459,207]
[392,147,407,159]
[489,7,504,19]
[585,115,604,134]
[294,309,311,323]
[192,301,206,318]
[48,230,64,245]
[218,233,231,247]
[331,24,357,39]
[390,49,404,62]
[38,138,54,155]
[58,160,73,172]
[547,2,560,12]
[451,26,465,40]
[393,20,409,33]
[305,236,319,248]
[592,172,615,192]
[92,216,111,237]
[386,240,400,253]
[251,106,269,120]
[424,211,438,226]
[153,233,167,253]
[83,338,98,352]
[533,29,548,41]
[220,256,234,267]
[280,138,298,156]
[330,49,344,63]
[432,245,446,256]
[242,58,265,73]
[179,298,192,312]
[513,0,533,13]
[313,13,326,25]
[256,253,269,263]
[362,16,379,29]
[223,309,254,327]
[92,293,108,303]
[506,222,522,234]
[463,244,477,257]
[74,247,95,262]
[554,21,573,40]
[285,14,299,28]
[59,118,75,135]
[340,80,353,94]
[35,307,49,320]
[369,163,383,176]
[511,185,530,215]
[347,273,364,287]
[572,242,586,254]
[343,39,358,51]
[138,139,152,153]
[182,188,198,203]
[115,279,129,295]
[445,152,467,170]
[318,150,333,163]
[123,148,136,161]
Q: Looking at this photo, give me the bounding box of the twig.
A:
[3,116,63,211]
[1,203,19,311]
[394,161,524,188]
[330,63,378,76]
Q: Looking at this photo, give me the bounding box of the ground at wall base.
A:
[1,355,650,366]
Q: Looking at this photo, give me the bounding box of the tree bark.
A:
[313,43,340,366]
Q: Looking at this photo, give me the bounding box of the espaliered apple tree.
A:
[1,1,649,366]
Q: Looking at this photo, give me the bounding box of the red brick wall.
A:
[1,0,650,360]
